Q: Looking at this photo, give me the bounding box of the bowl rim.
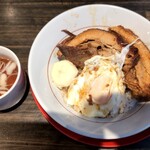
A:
[32,90,150,147]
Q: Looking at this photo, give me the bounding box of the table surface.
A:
[0,0,150,149]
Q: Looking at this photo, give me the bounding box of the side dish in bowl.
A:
[0,55,18,97]
[0,46,26,110]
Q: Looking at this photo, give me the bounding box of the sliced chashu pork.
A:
[57,28,123,68]
[110,25,150,100]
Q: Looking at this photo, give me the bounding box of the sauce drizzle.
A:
[116,38,139,69]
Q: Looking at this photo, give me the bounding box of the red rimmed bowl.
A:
[28,4,150,147]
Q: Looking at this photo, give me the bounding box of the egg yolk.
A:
[89,73,112,105]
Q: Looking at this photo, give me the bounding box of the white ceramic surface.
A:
[0,46,26,110]
[28,4,150,139]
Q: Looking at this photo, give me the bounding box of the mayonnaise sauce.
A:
[116,38,139,69]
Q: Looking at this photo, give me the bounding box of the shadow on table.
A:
[0,121,97,150]
[0,120,149,150]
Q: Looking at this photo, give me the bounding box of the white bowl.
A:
[0,46,26,110]
[28,4,150,140]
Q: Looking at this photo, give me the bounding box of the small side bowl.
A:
[0,46,26,110]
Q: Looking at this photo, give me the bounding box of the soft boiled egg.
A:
[65,55,127,117]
